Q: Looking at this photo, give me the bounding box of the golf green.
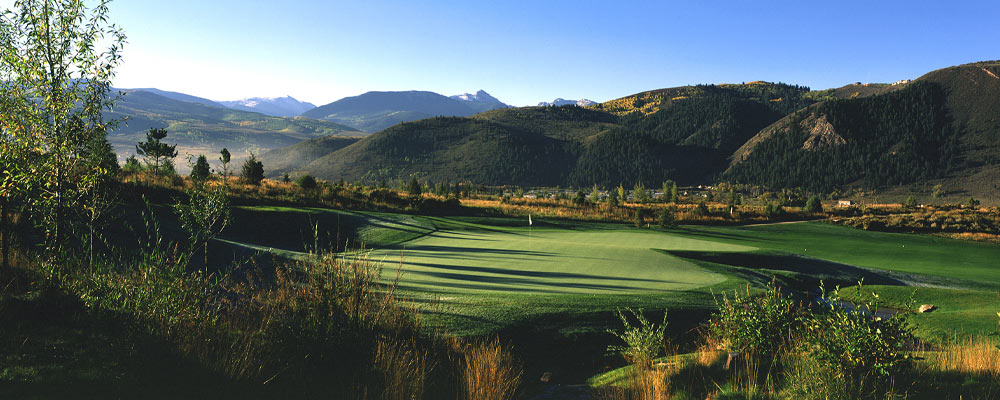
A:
[368,224,750,294]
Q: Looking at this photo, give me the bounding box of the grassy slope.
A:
[218,209,1000,340]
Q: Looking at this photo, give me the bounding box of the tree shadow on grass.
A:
[658,249,977,291]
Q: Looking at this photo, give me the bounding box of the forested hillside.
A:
[728,61,1000,194]
[727,82,958,190]
[283,83,812,186]
[263,62,1000,194]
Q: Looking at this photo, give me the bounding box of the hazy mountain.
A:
[538,98,597,107]
[105,90,361,168]
[301,90,507,133]
[126,88,224,108]
[219,96,317,117]
[258,135,362,178]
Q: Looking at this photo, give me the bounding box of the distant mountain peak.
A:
[219,96,316,117]
[451,90,505,105]
[538,98,596,107]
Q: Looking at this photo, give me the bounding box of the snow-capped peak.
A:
[451,90,503,105]
[218,96,317,117]
[538,98,597,107]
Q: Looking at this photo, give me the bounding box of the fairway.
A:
[370,225,751,294]
[221,209,1000,336]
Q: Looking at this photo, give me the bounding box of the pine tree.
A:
[190,155,211,182]
[241,154,264,185]
[135,128,178,174]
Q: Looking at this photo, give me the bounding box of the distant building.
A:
[892,79,912,86]
[838,200,854,207]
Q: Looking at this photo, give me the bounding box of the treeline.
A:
[727,82,959,191]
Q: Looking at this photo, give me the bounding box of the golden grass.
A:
[460,338,522,400]
[598,368,673,400]
[930,337,1000,376]
[373,338,430,400]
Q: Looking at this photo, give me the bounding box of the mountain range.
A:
[538,98,597,107]
[301,90,508,132]
[107,89,360,167]
[218,96,316,117]
[261,61,1000,199]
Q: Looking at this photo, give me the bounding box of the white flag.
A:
[528,214,532,226]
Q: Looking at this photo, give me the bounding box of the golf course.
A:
[222,206,1000,340]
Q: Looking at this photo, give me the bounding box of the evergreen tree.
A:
[591,184,600,202]
[135,128,178,174]
[407,177,422,196]
[662,180,675,202]
[190,155,211,182]
[241,154,264,185]
[617,184,627,204]
[670,183,679,203]
[219,148,231,178]
[904,195,918,208]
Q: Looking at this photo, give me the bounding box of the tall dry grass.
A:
[931,337,1000,376]
[598,367,673,400]
[459,338,522,400]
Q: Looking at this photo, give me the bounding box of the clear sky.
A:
[10,0,998,106]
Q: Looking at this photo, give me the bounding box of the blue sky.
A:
[35,0,1000,106]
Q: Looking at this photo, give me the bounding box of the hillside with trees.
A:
[728,61,1000,195]
[285,82,817,187]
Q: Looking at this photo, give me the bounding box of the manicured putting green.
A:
[368,224,751,294]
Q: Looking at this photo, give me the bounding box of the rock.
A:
[540,372,552,383]
[919,304,935,313]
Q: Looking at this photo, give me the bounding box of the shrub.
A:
[764,203,784,218]
[296,174,318,190]
[709,282,796,356]
[799,282,915,397]
[607,308,668,369]
[659,209,676,229]
[804,195,822,213]
[692,202,710,217]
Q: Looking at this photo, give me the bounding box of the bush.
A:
[764,203,784,218]
[658,208,676,228]
[709,282,797,356]
[799,282,915,397]
[692,202,710,217]
[804,195,823,213]
[296,174,318,190]
[607,308,668,369]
